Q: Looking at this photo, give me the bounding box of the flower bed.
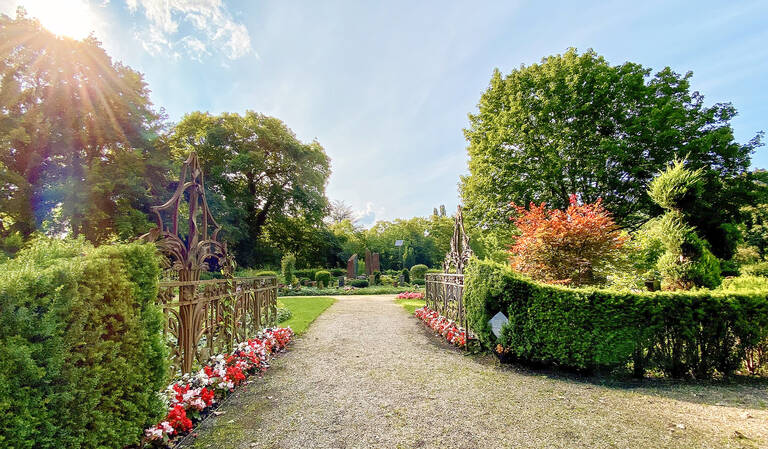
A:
[396,291,424,299]
[414,306,466,347]
[143,327,294,446]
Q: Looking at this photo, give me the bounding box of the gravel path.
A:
[190,295,768,449]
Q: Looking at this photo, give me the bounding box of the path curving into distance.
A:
[189,295,767,449]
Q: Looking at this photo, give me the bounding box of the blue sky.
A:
[2,1,767,226]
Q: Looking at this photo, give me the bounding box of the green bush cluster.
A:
[281,254,296,284]
[349,279,369,288]
[465,259,768,378]
[401,268,410,283]
[0,238,167,449]
[372,270,381,285]
[315,270,331,288]
[410,264,428,280]
[412,279,426,286]
[280,285,420,296]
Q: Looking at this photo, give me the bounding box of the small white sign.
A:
[395,240,404,247]
[489,311,509,338]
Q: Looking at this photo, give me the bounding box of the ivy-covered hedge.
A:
[0,238,167,449]
[465,259,768,378]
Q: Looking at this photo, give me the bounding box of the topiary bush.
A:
[330,268,345,277]
[410,264,428,280]
[0,238,167,449]
[281,254,296,284]
[464,258,768,378]
[401,268,410,284]
[648,160,721,289]
[350,279,369,288]
[315,270,331,287]
[372,270,381,285]
[412,278,426,286]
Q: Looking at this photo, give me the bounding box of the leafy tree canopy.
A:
[0,10,168,243]
[168,111,331,267]
[461,48,763,259]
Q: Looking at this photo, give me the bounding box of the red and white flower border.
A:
[414,306,466,347]
[143,327,294,446]
[396,291,424,299]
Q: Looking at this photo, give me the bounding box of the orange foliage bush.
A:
[509,195,627,286]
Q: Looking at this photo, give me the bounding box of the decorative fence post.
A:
[142,152,278,374]
[425,206,474,339]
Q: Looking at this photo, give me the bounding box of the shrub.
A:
[281,254,296,284]
[742,262,768,277]
[410,264,428,280]
[509,195,627,286]
[719,275,768,291]
[276,302,293,323]
[350,279,369,288]
[372,270,381,285]
[401,268,410,284]
[648,160,721,289]
[330,268,345,277]
[315,270,331,287]
[0,238,167,448]
[464,259,768,378]
[412,279,426,286]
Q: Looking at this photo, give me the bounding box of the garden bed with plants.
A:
[142,327,294,447]
[414,306,467,347]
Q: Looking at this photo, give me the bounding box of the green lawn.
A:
[395,298,426,314]
[279,296,336,335]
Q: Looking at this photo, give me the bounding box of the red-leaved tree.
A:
[509,195,627,286]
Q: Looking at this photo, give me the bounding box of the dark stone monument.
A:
[347,254,358,278]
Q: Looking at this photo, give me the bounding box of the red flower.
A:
[200,387,215,406]
[167,405,192,432]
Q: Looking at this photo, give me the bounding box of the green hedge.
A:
[0,238,167,449]
[464,259,768,378]
[410,264,428,280]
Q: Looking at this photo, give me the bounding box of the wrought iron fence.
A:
[425,273,467,332]
[157,275,278,374]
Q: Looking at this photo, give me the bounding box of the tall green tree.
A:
[168,111,331,267]
[0,10,167,244]
[461,48,763,259]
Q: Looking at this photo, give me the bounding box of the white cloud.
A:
[353,202,385,228]
[125,0,251,60]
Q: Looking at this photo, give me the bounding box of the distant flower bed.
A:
[414,306,466,347]
[143,327,294,446]
[396,291,424,299]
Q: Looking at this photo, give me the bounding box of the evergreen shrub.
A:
[410,264,428,280]
[315,270,331,287]
[0,238,167,449]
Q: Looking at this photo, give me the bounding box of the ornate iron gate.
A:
[142,152,278,374]
[425,206,474,334]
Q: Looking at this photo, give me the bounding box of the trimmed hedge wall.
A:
[0,238,167,448]
[465,259,768,378]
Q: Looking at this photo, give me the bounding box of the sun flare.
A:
[18,0,99,40]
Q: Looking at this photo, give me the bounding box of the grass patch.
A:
[279,296,336,336]
[395,298,426,314]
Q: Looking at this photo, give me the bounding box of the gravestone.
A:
[365,250,373,276]
[338,276,345,287]
[372,253,380,273]
[489,311,509,338]
[347,254,358,278]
